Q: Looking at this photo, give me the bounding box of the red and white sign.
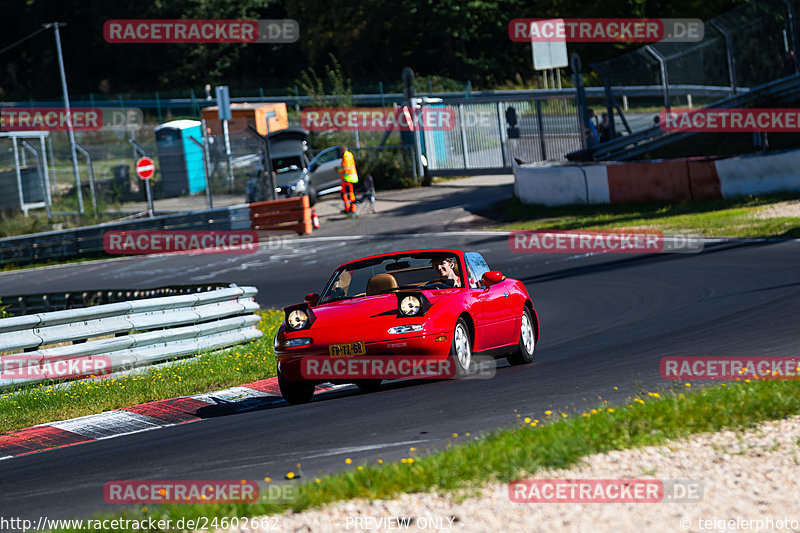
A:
[660,108,800,132]
[103,230,259,255]
[136,157,155,180]
[300,107,456,131]
[660,357,800,380]
[508,18,704,43]
[104,20,259,43]
[0,108,102,131]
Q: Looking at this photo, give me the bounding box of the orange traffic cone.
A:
[312,208,320,229]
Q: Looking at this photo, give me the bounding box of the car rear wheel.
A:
[278,366,315,404]
[449,318,472,377]
[507,307,535,366]
[355,379,382,392]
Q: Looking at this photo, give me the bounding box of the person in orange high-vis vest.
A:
[339,146,359,214]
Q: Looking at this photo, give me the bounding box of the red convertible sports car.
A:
[273,249,538,404]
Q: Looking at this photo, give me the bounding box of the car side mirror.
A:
[481,271,505,287]
[308,163,316,173]
[304,293,320,306]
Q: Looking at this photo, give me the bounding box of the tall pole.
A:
[263,113,276,201]
[48,22,84,214]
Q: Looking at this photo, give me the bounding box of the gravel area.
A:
[755,200,800,219]
[217,415,800,533]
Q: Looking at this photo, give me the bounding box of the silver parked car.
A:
[264,129,342,206]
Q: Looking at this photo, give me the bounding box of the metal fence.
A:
[594,0,800,105]
[421,96,582,173]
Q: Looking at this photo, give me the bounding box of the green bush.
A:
[355,149,416,190]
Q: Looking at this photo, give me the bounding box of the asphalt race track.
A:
[1,234,799,522]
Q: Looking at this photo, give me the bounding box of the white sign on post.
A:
[531,19,569,70]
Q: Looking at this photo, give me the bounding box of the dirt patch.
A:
[755,200,800,219]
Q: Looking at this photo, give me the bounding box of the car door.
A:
[465,252,518,350]
[308,147,343,194]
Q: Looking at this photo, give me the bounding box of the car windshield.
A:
[320,253,464,303]
[272,156,303,174]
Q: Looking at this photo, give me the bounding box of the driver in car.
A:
[431,257,462,287]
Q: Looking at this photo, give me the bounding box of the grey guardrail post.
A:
[74,143,98,213]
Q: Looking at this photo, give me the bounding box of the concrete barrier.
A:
[716,149,800,198]
[514,148,800,206]
[513,161,611,206]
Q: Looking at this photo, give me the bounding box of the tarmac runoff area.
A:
[218,415,800,532]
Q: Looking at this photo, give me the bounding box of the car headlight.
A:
[399,295,422,316]
[289,178,307,193]
[287,309,309,329]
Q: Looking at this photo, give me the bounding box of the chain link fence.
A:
[595,0,800,102]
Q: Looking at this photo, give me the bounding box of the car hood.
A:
[274,169,307,186]
[308,291,455,329]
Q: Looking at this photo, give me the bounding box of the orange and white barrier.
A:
[513,148,800,206]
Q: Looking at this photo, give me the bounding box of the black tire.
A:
[448,318,473,377]
[355,379,382,392]
[306,186,318,206]
[507,307,536,366]
[278,367,315,404]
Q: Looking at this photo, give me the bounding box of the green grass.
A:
[498,193,800,238]
[0,192,121,239]
[0,310,283,433]
[48,378,800,532]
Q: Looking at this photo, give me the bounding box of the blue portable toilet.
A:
[154,119,207,197]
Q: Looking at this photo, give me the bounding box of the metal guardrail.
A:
[0,204,251,267]
[589,73,800,161]
[0,285,263,390]
[1,283,230,316]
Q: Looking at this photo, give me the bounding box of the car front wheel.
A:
[306,186,318,206]
[278,366,315,404]
[448,318,473,377]
[507,307,535,366]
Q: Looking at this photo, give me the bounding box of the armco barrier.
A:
[1,284,230,316]
[0,204,252,267]
[0,286,262,390]
[514,148,800,206]
[249,196,312,234]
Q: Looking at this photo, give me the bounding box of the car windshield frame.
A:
[319,252,466,303]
